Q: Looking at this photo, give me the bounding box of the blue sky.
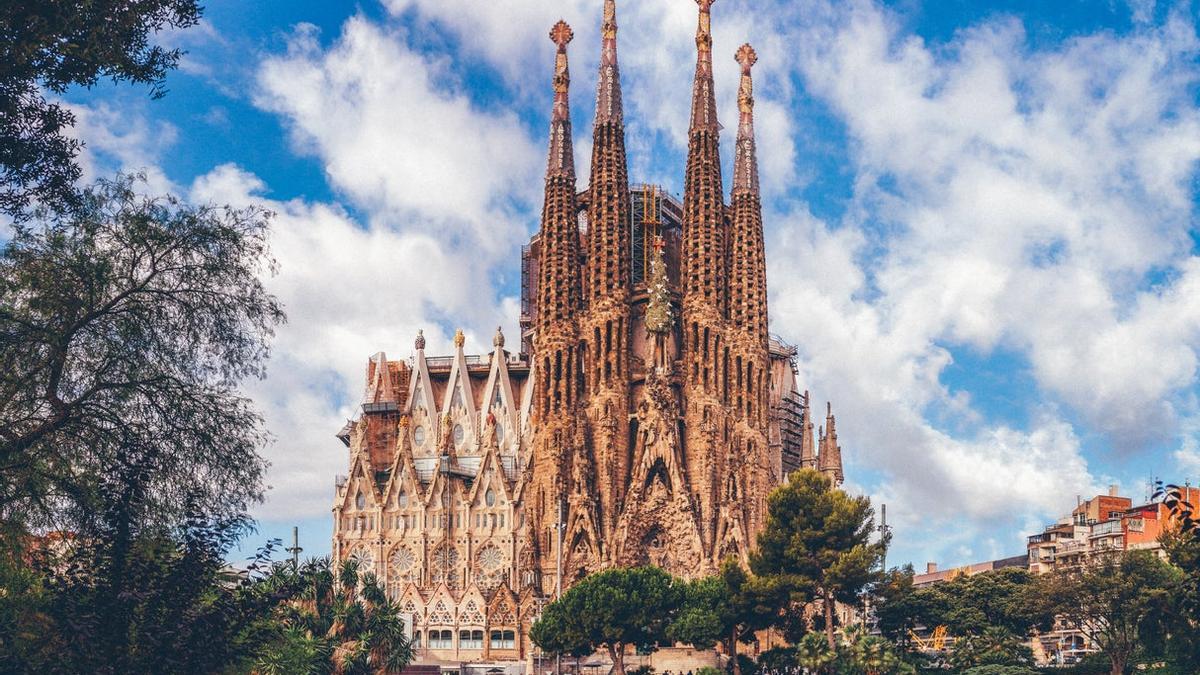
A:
[65,0,1200,570]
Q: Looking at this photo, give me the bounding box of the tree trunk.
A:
[608,643,625,675]
[1110,653,1126,675]
[729,629,741,675]
[824,591,836,650]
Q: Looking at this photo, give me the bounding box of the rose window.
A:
[393,547,417,571]
[478,545,504,571]
[431,545,460,589]
[349,546,374,574]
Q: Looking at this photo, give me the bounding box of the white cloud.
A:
[254,17,541,261]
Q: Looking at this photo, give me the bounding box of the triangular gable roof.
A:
[467,441,514,505]
[363,351,400,407]
[480,346,518,444]
[440,337,479,450]
[340,450,382,510]
[405,337,437,442]
[382,428,423,509]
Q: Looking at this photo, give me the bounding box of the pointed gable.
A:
[406,330,437,457]
[441,329,480,455]
[480,327,518,452]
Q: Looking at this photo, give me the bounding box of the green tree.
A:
[871,565,923,648]
[1151,482,1200,670]
[0,0,201,217]
[750,469,887,649]
[794,627,915,675]
[948,626,1035,670]
[923,568,1052,638]
[0,175,283,535]
[253,557,414,675]
[959,666,1039,675]
[0,491,299,674]
[669,558,783,675]
[531,566,681,675]
[1040,550,1181,675]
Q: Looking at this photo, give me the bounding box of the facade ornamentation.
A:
[331,0,847,663]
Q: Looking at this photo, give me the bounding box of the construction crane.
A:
[908,625,950,652]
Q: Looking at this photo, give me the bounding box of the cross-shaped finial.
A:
[695,0,716,10]
[550,20,574,50]
[736,43,757,72]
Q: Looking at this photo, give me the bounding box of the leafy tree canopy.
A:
[531,566,681,675]
[669,558,784,675]
[921,567,1052,638]
[750,469,887,648]
[253,557,414,675]
[0,0,201,217]
[0,175,283,535]
[1039,550,1181,675]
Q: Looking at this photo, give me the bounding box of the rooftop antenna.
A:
[879,503,892,572]
[286,526,303,570]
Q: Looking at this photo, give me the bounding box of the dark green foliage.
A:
[793,626,915,675]
[922,568,1052,638]
[871,565,922,647]
[1038,550,1181,675]
[948,627,1034,670]
[0,175,283,534]
[0,0,201,217]
[253,557,414,675]
[669,558,783,675]
[750,469,887,648]
[1151,482,1200,670]
[960,665,1039,675]
[0,499,299,674]
[531,566,681,675]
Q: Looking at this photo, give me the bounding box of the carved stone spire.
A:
[680,0,727,561]
[819,402,844,485]
[583,0,633,548]
[732,43,759,195]
[681,0,727,328]
[547,20,575,179]
[536,20,582,347]
[594,0,623,125]
[689,0,719,132]
[529,24,583,588]
[728,43,767,343]
[585,0,631,309]
[799,390,817,470]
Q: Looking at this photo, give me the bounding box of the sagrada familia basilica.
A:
[332,0,845,664]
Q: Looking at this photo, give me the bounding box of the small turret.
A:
[799,390,817,469]
[819,402,844,485]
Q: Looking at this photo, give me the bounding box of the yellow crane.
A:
[908,625,949,651]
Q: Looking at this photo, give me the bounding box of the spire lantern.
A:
[546,20,575,179]
[415,329,426,351]
[493,326,506,349]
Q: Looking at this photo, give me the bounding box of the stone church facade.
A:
[332,0,846,664]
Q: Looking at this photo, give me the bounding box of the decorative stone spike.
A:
[547,20,575,179]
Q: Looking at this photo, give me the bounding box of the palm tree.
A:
[255,557,413,675]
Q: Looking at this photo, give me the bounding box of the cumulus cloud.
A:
[254,17,541,261]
